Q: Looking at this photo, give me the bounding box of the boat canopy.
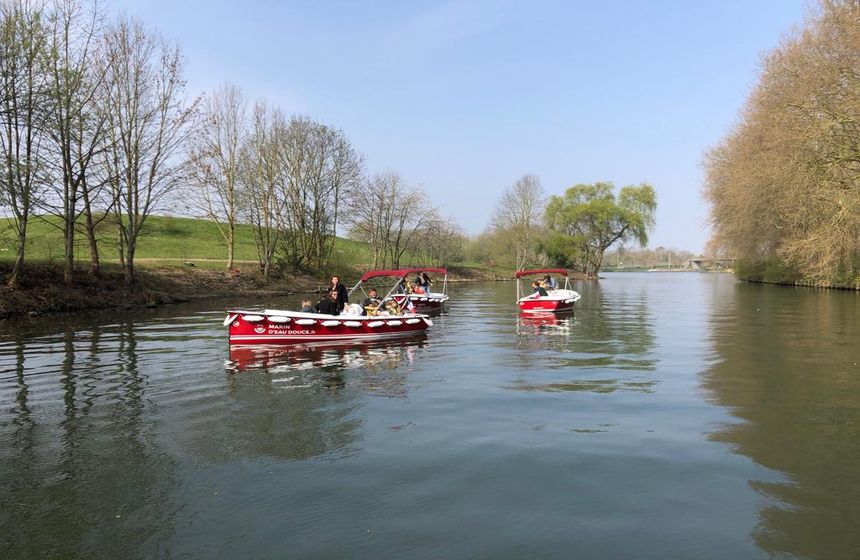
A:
[359,267,448,283]
[515,268,569,279]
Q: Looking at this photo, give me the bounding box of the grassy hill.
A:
[0,215,376,271]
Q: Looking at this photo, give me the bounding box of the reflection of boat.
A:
[518,311,564,326]
[349,268,449,313]
[225,309,432,345]
[228,336,426,372]
[516,268,581,313]
[517,311,575,335]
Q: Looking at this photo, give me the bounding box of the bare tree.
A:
[346,171,399,268]
[238,100,285,278]
[345,171,435,269]
[99,16,195,284]
[489,173,545,270]
[188,82,245,269]
[276,116,362,271]
[0,0,51,287]
[418,212,465,265]
[41,0,108,282]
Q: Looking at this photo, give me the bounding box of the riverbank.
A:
[0,264,305,318]
[0,263,499,318]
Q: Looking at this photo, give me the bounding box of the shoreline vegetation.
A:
[0,261,510,319]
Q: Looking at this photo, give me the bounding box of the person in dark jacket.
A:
[315,290,340,315]
[531,281,548,297]
[328,275,348,312]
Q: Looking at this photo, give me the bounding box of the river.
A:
[1,273,858,559]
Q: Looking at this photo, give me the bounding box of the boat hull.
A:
[392,292,449,312]
[226,309,431,345]
[517,289,580,313]
[517,298,576,313]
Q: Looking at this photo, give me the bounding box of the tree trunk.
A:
[63,221,75,284]
[82,194,100,277]
[124,240,135,285]
[7,230,26,288]
[226,222,235,269]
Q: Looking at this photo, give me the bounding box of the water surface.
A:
[1,273,858,559]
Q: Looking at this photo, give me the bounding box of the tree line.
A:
[704,0,860,287]
[0,0,464,288]
[470,174,657,277]
[1,0,659,288]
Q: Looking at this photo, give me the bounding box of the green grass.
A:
[0,215,395,272]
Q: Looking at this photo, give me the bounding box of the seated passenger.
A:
[543,275,558,290]
[411,282,426,295]
[531,280,548,298]
[300,300,315,313]
[314,290,340,315]
[382,299,401,316]
[361,288,382,316]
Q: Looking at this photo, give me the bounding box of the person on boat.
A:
[315,290,340,315]
[531,280,548,298]
[328,275,349,312]
[383,299,401,316]
[395,278,407,294]
[421,272,432,292]
[542,275,558,290]
[361,288,382,315]
[411,282,426,295]
[300,300,315,313]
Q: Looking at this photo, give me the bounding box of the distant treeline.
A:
[704,0,860,288]
[1,0,663,290]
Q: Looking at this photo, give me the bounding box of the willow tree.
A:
[545,182,656,277]
[704,0,860,286]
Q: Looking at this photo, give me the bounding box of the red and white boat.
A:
[225,308,432,345]
[348,268,449,313]
[516,268,581,313]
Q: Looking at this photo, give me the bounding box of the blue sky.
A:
[113,0,808,252]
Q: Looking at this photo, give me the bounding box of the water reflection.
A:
[0,319,178,559]
[507,279,657,395]
[516,310,575,334]
[228,335,427,375]
[702,285,860,559]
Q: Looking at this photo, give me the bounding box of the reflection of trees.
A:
[187,337,426,463]
[0,321,178,558]
[702,285,860,559]
[509,280,657,394]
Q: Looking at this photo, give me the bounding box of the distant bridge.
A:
[686,258,735,270]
